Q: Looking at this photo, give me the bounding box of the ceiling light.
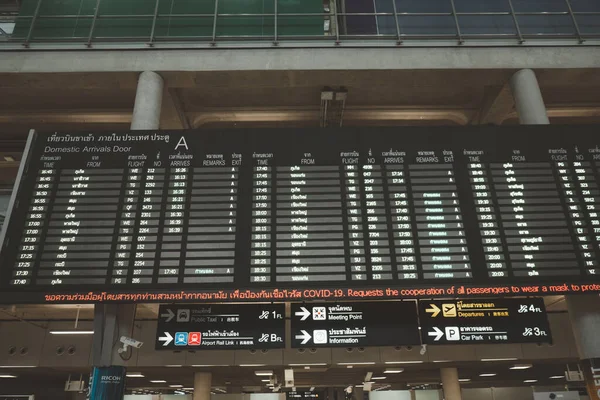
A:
[240,364,267,367]
[384,361,424,364]
[192,364,228,367]
[459,379,471,382]
[183,388,193,391]
[150,380,167,383]
[166,365,182,368]
[288,363,328,367]
[524,380,537,384]
[338,362,376,366]
[0,375,17,378]
[255,371,274,376]
[0,366,36,368]
[170,385,183,388]
[347,366,353,369]
[126,373,145,378]
[371,377,386,380]
[433,360,451,363]
[481,358,518,362]
[356,385,364,388]
[549,375,564,379]
[384,369,404,374]
[49,330,94,335]
[261,380,270,383]
[479,373,497,377]
[510,364,533,370]
[4,156,15,162]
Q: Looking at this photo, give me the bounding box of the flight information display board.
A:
[2,127,600,303]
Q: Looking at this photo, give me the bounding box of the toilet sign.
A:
[419,298,552,345]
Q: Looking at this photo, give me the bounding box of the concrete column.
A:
[509,69,550,125]
[131,71,164,130]
[566,295,600,359]
[440,367,461,400]
[194,372,212,400]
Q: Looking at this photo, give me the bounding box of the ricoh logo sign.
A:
[101,375,122,383]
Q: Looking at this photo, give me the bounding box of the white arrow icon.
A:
[159,332,173,346]
[428,327,444,341]
[295,330,312,345]
[295,307,311,321]
[161,309,175,322]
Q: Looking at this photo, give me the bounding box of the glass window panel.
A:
[576,15,600,33]
[398,15,456,35]
[517,15,575,34]
[344,0,377,35]
[569,0,600,12]
[396,0,452,13]
[375,0,396,35]
[217,0,274,37]
[512,0,568,12]
[278,0,324,37]
[458,15,516,34]
[154,0,214,38]
[454,0,510,13]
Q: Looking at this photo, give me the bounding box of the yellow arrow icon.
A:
[425,304,441,317]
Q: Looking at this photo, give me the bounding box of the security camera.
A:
[419,344,427,356]
[118,336,143,353]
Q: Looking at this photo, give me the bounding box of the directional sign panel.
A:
[286,392,322,400]
[419,298,552,345]
[290,301,420,348]
[155,304,285,350]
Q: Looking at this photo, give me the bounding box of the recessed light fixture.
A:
[371,377,386,380]
[261,379,270,383]
[150,380,167,383]
[383,369,404,374]
[433,360,451,363]
[169,384,183,388]
[549,375,564,379]
[0,375,17,378]
[0,366,36,368]
[191,364,228,367]
[510,364,533,370]
[481,358,518,362]
[479,373,497,377]
[126,373,145,378]
[384,361,424,364]
[240,364,267,367]
[524,380,537,384]
[166,365,182,368]
[49,330,94,335]
[459,379,471,382]
[338,362,376,366]
[289,363,328,367]
[255,371,274,376]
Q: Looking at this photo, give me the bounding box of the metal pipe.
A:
[23,0,42,47]
[507,0,524,43]
[148,0,160,46]
[449,0,463,44]
[273,0,278,45]
[564,0,584,43]
[86,0,101,47]
[390,0,402,44]
[211,0,218,44]
[333,0,340,44]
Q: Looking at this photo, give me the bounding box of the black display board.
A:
[155,304,285,350]
[286,392,322,400]
[2,127,600,303]
[419,298,552,344]
[290,301,420,347]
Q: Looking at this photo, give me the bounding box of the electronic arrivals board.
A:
[2,127,600,304]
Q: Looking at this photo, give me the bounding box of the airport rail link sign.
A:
[1,126,600,303]
[290,301,421,347]
[419,297,552,345]
[155,304,285,350]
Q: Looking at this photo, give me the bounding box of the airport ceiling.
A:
[0,69,599,136]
